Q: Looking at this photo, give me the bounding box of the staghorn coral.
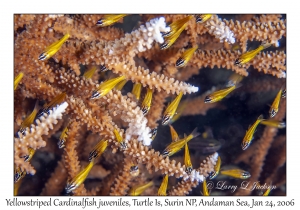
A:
[14,14,286,196]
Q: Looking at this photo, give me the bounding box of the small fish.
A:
[65,160,95,193]
[162,16,193,38]
[141,88,153,115]
[129,164,140,177]
[113,129,127,150]
[162,92,183,125]
[91,75,126,99]
[202,179,210,196]
[132,83,142,101]
[18,100,39,136]
[260,119,286,128]
[14,166,26,183]
[269,88,283,118]
[58,123,69,149]
[160,25,187,50]
[88,140,108,162]
[175,45,198,68]
[204,85,239,103]
[14,72,24,90]
[241,115,264,150]
[169,100,187,124]
[21,147,35,162]
[149,128,158,141]
[162,127,200,157]
[210,156,221,179]
[114,79,127,91]
[14,179,23,196]
[195,14,212,23]
[220,169,251,179]
[158,175,168,196]
[169,125,179,142]
[188,138,222,154]
[36,92,66,118]
[184,143,193,174]
[282,89,286,98]
[234,42,272,66]
[96,15,127,27]
[128,181,154,196]
[39,33,70,61]
[83,66,97,79]
[226,73,243,87]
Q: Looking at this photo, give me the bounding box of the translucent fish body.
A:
[14,72,24,90]
[88,140,108,161]
[158,175,168,196]
[129,181,154,196]
[195,14,212,23]
[113,129,127,150]
[204,85,237,103]
[162,92,183,125]
[220,169,251,179]
[210,156,221,179]
[91,76,126,99]
[269,88,283,118]
[96,15,127,27]
[241,115,264,150]
[65,161,95,193]
[132,83,142,100]
[184,143,192,174]
[39,33,70,60]
[234,43,271,66]
[162,127,199,157]
[141,88,153,115]
[176,46,198,68]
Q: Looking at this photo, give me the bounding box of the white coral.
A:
[206,16,235,44]
[133,17,170,52]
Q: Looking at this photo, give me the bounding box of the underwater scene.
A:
[14,14,286,196]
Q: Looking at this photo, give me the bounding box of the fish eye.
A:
[234,59,241,65]
[100,65,108,72]
[38,53,47,61]
[91,90,100,99]
[162,116,170,125]
[150,128,158,139]
[186,167,193,174]
[270,109,277,118]
[160,42,168,50]
[120,142,127,150]
[204,96,212,103]
[142,106,149,115]
[195,15,203,23]
[24,155,30,162]
[242,171,251,178]
[241,142,249,150]
[65,183,76,194]
[162,150,169,157]
[88,152,96,162]
[176,58,184,67]
[96,19,104,26]
[14,173,21,182]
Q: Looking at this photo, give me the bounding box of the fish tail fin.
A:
[258,114,265,121]
[33,100,39,112]
[188,127,200,141]
[235,83,243,89]
[261,42,272,50]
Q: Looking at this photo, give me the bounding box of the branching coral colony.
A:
[14,14,286,196]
